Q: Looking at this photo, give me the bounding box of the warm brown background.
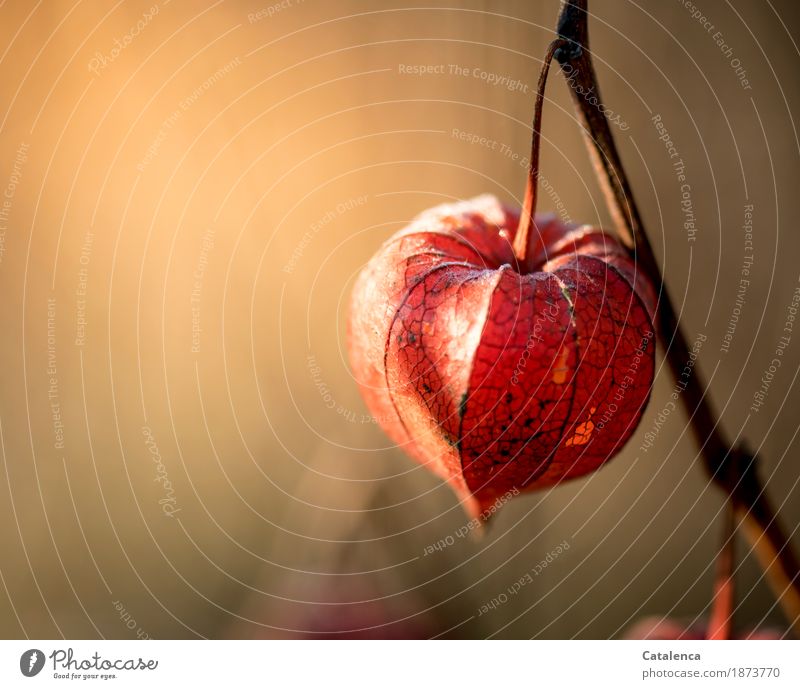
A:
[0,0,798,639]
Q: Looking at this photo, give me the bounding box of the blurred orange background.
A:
[0,0,799,639]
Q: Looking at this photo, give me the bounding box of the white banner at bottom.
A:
[0,640,796,687]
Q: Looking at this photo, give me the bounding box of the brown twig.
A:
[549,0,800,634]
[707,502,736,639]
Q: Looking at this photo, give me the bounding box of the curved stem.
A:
[513,39,566,269]
[552,0,800,634]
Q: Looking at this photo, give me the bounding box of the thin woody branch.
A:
[550,0,800,634]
